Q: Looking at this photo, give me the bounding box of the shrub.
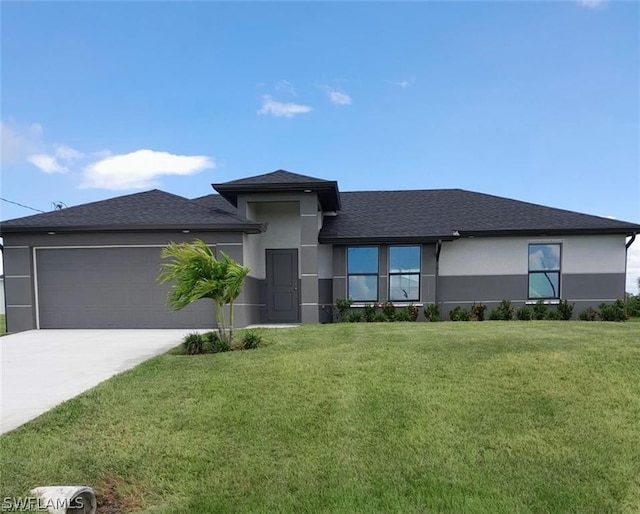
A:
[490,300,514,321]
[202,331,229,353]
[470,303,487,321]
[578,307,598,321]
[557,299,575,320]
[239,330,263,350]
[599,300,628,322]
[348,312,363,323]
[545,310,562,320]
[395,308,411,322]
[532,300,548,320]
[373,313,387,322]
[625,294,640,317]
[382,301,396,322]
[334,298,353,322]
[363,304,378,322]
[424,303,440,322]
[516,306,533,321]
[449,306,470,321]
[407,304,420,322]
[182,332,205,355]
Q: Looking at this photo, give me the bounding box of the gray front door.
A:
[266,249,300,323]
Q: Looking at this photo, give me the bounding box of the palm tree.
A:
[220,252,250,341]
[158,240,249,342]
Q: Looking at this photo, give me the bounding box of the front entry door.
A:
[266,249,300,323]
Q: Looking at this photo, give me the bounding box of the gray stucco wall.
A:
[331,238,627,321]
[2,231,253,332]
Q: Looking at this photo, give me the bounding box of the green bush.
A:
[407,304,419,322]
[239,331,263,350]
[395,308,411,322]
[489,300,514,321]
[424,304,440,322]
[449,306,470,321]
[182,332,205,355]
[545,310,562,320]
[578,307,598,321]
[334,298,353,322]
[532,300,548,320]
[470,303,487,321]
[625,295,640,317]
[363,304,378,322]
[599,300,628,322]
[373,313,387,322]
[382,302,396,322]
[557,300,575,320]
[348,312,363,323]
[516,306,533,321]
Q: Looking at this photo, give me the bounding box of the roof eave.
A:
[459,227,640,237]
[318,235,456,244]
[212,181,341,211]
[318,226,639,244]
[0,223,266,236]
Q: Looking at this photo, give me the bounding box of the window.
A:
[389,246,421,301]
[528,244,561,299]
[347,247,378,301]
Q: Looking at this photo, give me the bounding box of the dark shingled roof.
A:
[219,169,332,186]
[2,187,638,238]
[319,189,640,242]
[212,169,341,211]
[0,189,262,234]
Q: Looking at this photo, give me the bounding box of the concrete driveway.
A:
[1,329,188,434]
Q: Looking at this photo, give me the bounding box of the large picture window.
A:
[347,247,379,301]
[389,246,421,301]
[528,244,561,299]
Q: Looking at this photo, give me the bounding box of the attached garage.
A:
[35,246,214,329]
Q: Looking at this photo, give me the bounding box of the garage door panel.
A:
[37,248,215,329]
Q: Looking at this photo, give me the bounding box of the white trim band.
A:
[7,305,32,308]
[5,275,31,279]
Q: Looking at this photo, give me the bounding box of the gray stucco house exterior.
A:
[1,169,638,332]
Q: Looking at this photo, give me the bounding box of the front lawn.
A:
[1,322,639,513]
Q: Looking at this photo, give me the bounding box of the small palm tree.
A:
[158,239,249,342]
[220,252,250,341]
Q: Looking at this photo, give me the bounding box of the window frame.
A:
[527,243,562,300]
[388,245,421,302]
[347,246,379,302]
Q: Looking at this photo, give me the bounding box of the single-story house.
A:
[1,169,638,332]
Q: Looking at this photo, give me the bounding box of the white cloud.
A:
[26,143,84,174]
[327,89,352,106]
[388,78,414,89]
[28,123,43,138]
[627,241,640,295]
[55,144,84,161]
[275,80,297,96]
[319,85,352,106]
[80,149,214,190]
[1,120,43,164]
[27,154,69,174]
[257,95,312,118]
[576,0,606,8]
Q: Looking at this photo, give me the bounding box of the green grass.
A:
[2,322,640,513]
[0,314,5,335]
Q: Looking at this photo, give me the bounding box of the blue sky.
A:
[1,1,639,291]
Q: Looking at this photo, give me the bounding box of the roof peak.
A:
[217,169,334,186]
